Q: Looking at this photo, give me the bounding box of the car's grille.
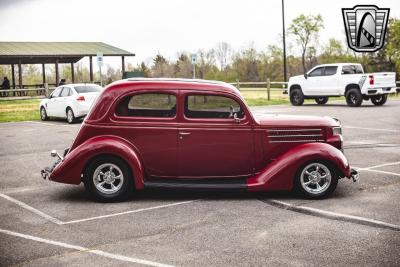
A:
[267,128,325,143]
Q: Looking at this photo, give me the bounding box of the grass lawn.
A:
[0,99,41,122]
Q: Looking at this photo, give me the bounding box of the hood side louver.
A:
[267,128,325,143]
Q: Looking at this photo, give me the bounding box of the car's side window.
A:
[60,87,70,97]
[324,66,338,76]
[185,94,244,119]
[308,67,323,77]
[341,65,363,74]
[115,93,176,118]
[51,87,62,98]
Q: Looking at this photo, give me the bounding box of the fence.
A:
[230,79,288,100]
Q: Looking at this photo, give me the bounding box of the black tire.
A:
[371,94,388,106]
[345,88,363,107]
[294,161,338,199]
[40,107,48,121]
[315,97,329,105]
[84,156,133,202]
[66,108,76,124]
[290,88,304,106]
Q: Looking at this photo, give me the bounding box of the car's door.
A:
[304,67,324,95]
[316,66,339,95]
[177,91,254,178]
[56,87,71,117]
[113,90,178,178]
[46,86,63,116]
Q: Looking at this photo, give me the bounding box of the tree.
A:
[288,14,324,74]
[215,42,232,71]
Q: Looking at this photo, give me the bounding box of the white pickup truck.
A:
[288,63,396,107]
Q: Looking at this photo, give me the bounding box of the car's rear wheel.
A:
[40,107,48,121]
[371,94,388,106]
[345,88,363,107]
[294,161,338,199]
[84,156,133,202]
[66,108,76,124]
[315,97,328,105]
[290,89,304,106]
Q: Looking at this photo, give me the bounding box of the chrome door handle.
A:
[179,132,191,139]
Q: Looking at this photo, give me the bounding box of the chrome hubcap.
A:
[300,163,331,194]
[67,110,73,122]
[93,163,124,194]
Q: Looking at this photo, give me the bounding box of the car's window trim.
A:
[182,91,247,123]
[113,91,178,121]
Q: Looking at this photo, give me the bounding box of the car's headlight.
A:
[332,127,342,136]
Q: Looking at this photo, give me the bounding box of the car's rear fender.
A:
[49,135,145,189]
[247,142,351,191]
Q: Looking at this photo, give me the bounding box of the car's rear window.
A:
[185,94,244,119]
[115,93,176,118]
[342,65,364,74]
[74,85,102,93]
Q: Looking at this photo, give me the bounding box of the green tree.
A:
[288,14,324,74]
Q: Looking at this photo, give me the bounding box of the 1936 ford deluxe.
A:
[41,79,358,201]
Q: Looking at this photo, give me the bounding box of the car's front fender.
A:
[247,142,351,191]
[49,135,145,189]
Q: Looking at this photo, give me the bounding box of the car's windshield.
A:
[74,85,102,93]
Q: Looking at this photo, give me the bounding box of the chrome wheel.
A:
[93,163,124,194]
[300,163,331,194]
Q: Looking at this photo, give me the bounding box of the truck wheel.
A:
[371,95,388,106]
[290,89,304,106]
[345,89,363,107]
[84,156,133,202]
[315,97,328,105]
[294,161,338,199]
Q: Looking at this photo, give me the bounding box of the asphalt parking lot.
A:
[1,100,399,267]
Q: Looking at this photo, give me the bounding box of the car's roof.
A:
[108,78,241,95]
[314,63,362,67]
[62,83,102,87]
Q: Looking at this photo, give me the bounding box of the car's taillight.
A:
[369,75,374,85]
[76,95,85,101]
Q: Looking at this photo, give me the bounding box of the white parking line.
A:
[26,121,80,127]
[0,193,63,225]
[0,192,197,225]
[0,229,175,267]
[344,126,399,133]
[62,200,198,225]
[266,199,400,231]
[355,168,400,177]
[362,161,400,170]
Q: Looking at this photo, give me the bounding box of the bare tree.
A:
[215,42,232,71]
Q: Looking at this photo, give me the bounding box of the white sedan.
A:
[39,84,103,123]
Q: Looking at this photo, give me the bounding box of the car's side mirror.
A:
[304,73,308,79]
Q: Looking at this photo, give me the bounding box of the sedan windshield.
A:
[74,85,102,93]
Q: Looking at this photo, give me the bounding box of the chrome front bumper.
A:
[41,149,64,180]
[350,168,359,182]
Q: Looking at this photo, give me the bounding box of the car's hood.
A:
[289,74,304,81]
[254,114,339,128]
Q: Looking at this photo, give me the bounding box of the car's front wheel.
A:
[371,94,388,106]
[294,161,338,199]
[290,89,304,106]
[84,156,133,202]
[66,108,76,124]
[315,97,328,105]
[40,107,48,121]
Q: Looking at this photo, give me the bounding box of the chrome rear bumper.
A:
[350,168,359,182]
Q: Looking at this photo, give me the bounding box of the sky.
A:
[0,0,399,69]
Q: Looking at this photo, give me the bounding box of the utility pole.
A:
[282,0,288,83]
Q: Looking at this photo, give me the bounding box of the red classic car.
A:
[41,78,358,201]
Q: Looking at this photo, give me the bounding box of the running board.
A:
[144,178,247,190]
